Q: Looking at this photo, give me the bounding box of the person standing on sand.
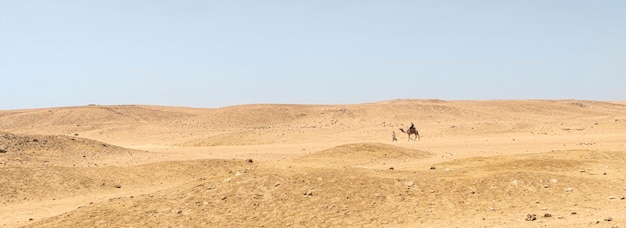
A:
[392,131,397,142]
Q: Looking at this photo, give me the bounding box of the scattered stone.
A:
[404,181,414,187]
[304,188,314,196]
[0,148,6,153]
[223,178,231,183]
[565,187,574,192]
[221,196,227,200]
[609,196,618,200]
[246,159,253,163]
[549,179,558,184]
[429,190,436,193]
[621,196,625,200]
[389,167,394,170]
[430,166,436,170]
[113,184,121,188]
[544,213,552,218]
[526,214,537,221]
[32,139,39,142]
[604,217,613,222]
[571,212,577,215]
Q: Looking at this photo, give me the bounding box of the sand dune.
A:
[1,100,625,227]
[0,131,151,167]
[295,143,432,168]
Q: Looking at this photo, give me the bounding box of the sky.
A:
[1,0,625,110]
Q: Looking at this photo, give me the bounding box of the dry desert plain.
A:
[1,99,625,227]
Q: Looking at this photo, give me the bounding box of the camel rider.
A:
[409,122,415,131]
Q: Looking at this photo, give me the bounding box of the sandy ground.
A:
[1,99,625,227]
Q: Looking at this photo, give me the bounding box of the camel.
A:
[399,127,420,141]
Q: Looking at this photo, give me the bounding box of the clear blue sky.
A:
[1,1,625,110]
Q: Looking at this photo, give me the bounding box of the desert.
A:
[1,99,625,227]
